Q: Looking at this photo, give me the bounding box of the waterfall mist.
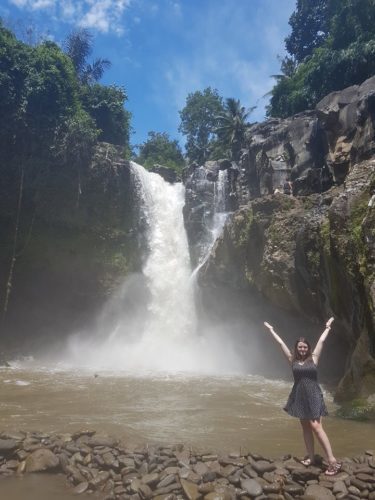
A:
[62,162,245,374]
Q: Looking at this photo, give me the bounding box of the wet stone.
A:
[73,481,89,494]
[89,470,110,488]
[304,485,337,500]
[240,478,263,497]
[88,437,118,448]
[202,471,217,482]
[283,483,304,495]
[219,465,236,478]
[202,455,218,462]
[25,448,60,473]
[142,472,160,486]
[198,482,215,494]
[243,465,258,478]
[292,466,321,481]
[138,483,153,499]
[351,477,369,490]
[5,460,19,470]
[157,473,177,488]
[154,482,181,495]
[349,485,362,495]
[262,483,281,493]
[180,478,200,500]
[194,462,209,475]
[357,473,375,483]
[252,460,276,475]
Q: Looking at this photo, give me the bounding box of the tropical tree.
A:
[79,84,132,148]
[63,29,111,84]
[267,0,375,118]
[178,87,224,164]
[136,132,184,173]
[285,0,331,63]
[215,98,255,161]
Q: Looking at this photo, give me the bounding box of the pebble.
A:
[0,430,374,499]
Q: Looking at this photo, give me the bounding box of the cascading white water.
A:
[65,162,242,373]
[212,169,229,243]
[130,162,196,341]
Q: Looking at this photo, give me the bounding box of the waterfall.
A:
[65,162,242,374]
[212,169,229,243]
[130,162,196,341]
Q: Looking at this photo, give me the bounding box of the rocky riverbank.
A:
[1,430,374,499]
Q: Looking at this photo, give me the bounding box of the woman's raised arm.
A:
[264,322,292,363]
[312,317,334,365]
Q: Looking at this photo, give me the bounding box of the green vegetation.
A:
[215,98,255,162]
[268,0,375,118]
[0,21,133,322]
[135,131,185,173]
[336,398,375,421]
[64,29,111,85]
[178,87,225,164]
[178,89,254,163]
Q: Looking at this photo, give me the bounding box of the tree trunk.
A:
[2,165,24,326]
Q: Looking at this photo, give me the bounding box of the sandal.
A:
[325,462,342,476]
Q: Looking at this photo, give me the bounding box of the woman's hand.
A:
[326,317,334,329]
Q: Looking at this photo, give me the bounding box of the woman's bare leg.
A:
[300,419,315,461]
[309,418,336,464]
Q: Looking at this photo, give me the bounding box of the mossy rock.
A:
[335,398,375,421]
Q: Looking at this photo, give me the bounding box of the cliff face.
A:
[186,78,375,402]
[0,143,140,350]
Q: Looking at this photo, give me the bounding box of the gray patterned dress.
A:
[284,358,328,420]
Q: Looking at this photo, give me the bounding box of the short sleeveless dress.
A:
[284,358,328,420]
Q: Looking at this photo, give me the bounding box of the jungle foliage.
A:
[268,0,375,118]
[178,88,253,164]
[135,132,185,173]
[0,21,132,320]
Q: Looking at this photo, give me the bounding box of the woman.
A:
[264,317,341,476]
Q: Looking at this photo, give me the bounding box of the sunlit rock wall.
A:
[184,78,375,402]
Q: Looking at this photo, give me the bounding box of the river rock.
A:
[292,466,321,481]
[251,459,276,474]
[180,478,200,500]
[194,462,209,475]
[219,465,236,478]
[88,436,118,448]
[0,439,18,453]
[305,484,336,499]
[157,473,177,489]
[73,481,89,494]
[141,472,160,486]
[240,478,263,497]
[333,480,348,495]
[202,470,217,482]
[25,448,60,472]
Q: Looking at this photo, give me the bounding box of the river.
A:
[1,366,373,457]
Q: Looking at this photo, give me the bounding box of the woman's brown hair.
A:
[293,337,312,362]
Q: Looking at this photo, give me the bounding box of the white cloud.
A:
[9,0,28,7]
[156,0,294,126]
[7,0,132,33]
[33,0,55,9]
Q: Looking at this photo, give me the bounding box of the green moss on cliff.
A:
[233,208,254,249]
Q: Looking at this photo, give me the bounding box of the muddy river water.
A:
[0,365,374,499]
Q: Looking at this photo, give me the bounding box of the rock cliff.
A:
[186,77,375,403]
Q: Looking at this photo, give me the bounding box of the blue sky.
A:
[1,0,296,150]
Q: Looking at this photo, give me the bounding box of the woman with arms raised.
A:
[264,317,341,476]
